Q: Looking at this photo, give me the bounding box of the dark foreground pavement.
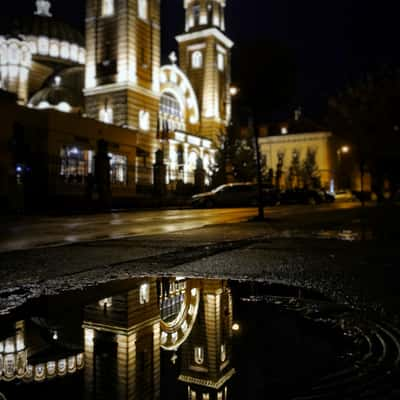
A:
[0,203,399,323]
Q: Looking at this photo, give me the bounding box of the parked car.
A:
[279,189,328,205]
[320,189,336,203]
[334,190,356,202]
[191,183,280,208]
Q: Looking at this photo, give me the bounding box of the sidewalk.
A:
[0,206,399,321]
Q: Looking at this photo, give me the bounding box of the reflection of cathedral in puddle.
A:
[0,320,84,389]
[83,278,234,400]
[0,278,234,399]
[83,279,161,400]
[179,280,234,400]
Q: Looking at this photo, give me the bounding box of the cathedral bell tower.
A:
[84,0,161,156]
[176,0,234,143]
[178,280,235,400]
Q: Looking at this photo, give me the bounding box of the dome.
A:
[0,15,85,65]
[0,15,84,47]
[29,66,84,112]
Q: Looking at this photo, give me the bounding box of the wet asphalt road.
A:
[0,202,359,253]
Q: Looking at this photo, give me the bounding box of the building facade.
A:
[259,131,336,191]
[0,0,234,211]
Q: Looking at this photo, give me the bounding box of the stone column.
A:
[194,157,206,193]
[153,150,166,196]
[95,139,111,209]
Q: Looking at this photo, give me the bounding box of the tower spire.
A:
[184,0,226,32]
[34,0,52,17]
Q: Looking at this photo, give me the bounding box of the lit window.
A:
[16,332,24,352]
[57,102,72,113]
[139,110,150,131]
[59,146,95,184]
[58,358,67,373]
[140,283,150,304]
[220,344,226,362]
[102,0,114,16]
[109,153,128,184]
[217,53,224,71]
[70,44,79,62]
[60,42,69,59]
[4,355,15,378]
[49,40,59,58]
[203,394,210,400]
[193,4,201,25]
[281,126,288,135]
[191,390,197,400]
[98,297,113,309]
[47,361,56,376]
[192,51,203,69]
[160,93,183,120]
[99,106,113,124]
[38,36,49,55]
[138,0,148,20]
[194,346,204,365]
[217,392,223,400]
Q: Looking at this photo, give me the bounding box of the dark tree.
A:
[328,69,400,199]
[212,131,257,187]
[302,148,321,189]
[287,150,301,189]
[275,152,284,189]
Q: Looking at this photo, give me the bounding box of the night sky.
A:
[4,0,400,121]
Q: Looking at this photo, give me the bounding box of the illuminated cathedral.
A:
[0,0,233,202]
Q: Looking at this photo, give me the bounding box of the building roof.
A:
[29,66,84,111]
[265,117,327,137]
[0,15,84,47]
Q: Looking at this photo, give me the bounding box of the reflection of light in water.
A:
[65,236,79,242]
[338,230,358,241]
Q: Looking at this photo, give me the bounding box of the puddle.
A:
[0,277,399,399]
[314,229,374,241]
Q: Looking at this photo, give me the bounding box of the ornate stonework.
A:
[34,0,52,17]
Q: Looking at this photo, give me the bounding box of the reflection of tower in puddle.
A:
[0,321,27,381]
[83,278,160,400]
[178,280,235,400]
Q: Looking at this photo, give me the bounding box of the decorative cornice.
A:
[178,368,235,389]
[176,28,234,49]
[84,82,160,100]
[82,316,160,336]
[259,131,332,145]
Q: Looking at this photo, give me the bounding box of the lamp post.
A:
[248,114,265,220]
[228,85,264,220]
[224,85,240,184]
[337,145,350,191]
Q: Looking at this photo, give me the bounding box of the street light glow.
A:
[341,146,350,154]
[230,86,239,97]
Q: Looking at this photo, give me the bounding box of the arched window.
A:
[138,0,148,20]
[193,3,201,25]
[194,346,204,365]
[192,51,203,69]
[99,106,113,124]
[102,0,114,16]
[160,93,183,119]
[217,52,224,71]
[139,110,150,131]
[188,151,198,171]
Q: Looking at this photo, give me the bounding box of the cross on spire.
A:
[169,51,178,65]
[34,0,52,17]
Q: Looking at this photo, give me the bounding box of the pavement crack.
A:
[108,236,267,270]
